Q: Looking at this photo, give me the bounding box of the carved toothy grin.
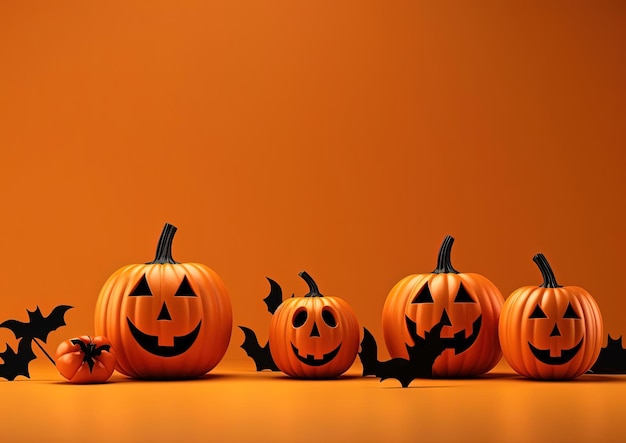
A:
[413,315,482,355]
[528,338,584,365]
[291,343,342,366]
[127,318,202,357]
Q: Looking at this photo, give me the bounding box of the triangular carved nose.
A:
[550,323,561,337]
[440,309,452,326]
[310,322,320,337]
[157,302,172,321]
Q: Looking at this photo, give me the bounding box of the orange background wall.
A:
[0,1,625,365]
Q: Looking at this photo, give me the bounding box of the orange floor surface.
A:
[2,359,625,443]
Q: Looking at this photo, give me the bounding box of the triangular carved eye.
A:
[412,284,434,303]
[563,302,580,319]
[453,282,475,303]
[174,276,197,297]
[130,275,152,296]
[529,304,547,319]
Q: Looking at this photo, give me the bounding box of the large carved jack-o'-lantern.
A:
[94,223,232,379]
[499,253,603,379]
[382,236,504,377]
[269,272,360,378]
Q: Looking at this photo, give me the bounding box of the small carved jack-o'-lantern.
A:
[269,272,360,378]
[499,253,603,379]
[382,236,504,377]
[94,223,232,379]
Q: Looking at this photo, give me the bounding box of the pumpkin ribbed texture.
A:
[499,254,603,380]
[383,272,504,377]
[382,236,504,377]
[94,224,232,379]
[268,273,360,378]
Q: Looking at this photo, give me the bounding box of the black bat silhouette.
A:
[0,340,37,381]
[0,305,73,381]
[0,305,73,343]
[360,328,421,387]
[263,277,284,314]
[239,278,283,371]
[359,316,448,387]
[589,335,626,374]
[239,326,279,371]
[70,339,112,373]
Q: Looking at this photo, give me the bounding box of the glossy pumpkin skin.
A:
[94,224,232,379]
[55,336,116,384]
[499,254,603,380]
[269,272,360,378]
[382,236,504,377]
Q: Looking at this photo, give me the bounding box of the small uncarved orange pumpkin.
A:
[499,253,603,379]
[269,272,360,378]
[382,236,504,377]
[94,223,232,379]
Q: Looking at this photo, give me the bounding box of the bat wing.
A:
[0,305,73,342]
[377,358,418,388]
[405,315,448,378]
[238,326,279,371]
[0,341,37,381]
[358,327,379,377]
[37,305,73,343]
[0,318,29,340]
[358,327,418,386]
[263,278,283,315]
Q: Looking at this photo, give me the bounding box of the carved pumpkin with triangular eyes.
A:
[499,253,603,379]
[94,223,232,379]
[382,236,504,378]
[269,272,360,378]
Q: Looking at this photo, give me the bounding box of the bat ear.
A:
[263,278,283,315]
[591,334,626,374]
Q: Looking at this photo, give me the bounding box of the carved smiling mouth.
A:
[528,338,584,365]
[127,318,202,357]
[414,315,482,355]
[291,343,342,366]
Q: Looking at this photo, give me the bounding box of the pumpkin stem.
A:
[432,235,459,274]
[299,271,324,297]
[533,253,562,288]
[147,223,180,264]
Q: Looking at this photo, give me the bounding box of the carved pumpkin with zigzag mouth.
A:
[269,272,360,379]
[383,236,504,378]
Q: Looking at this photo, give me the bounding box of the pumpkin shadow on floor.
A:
[278,374,366,381]
[510,373,625,383]
[371,373,517,388]
[106,372,235,383]
[232,373,369,382]
[472,372,517,380]
[378,385,456,390]
[49,380,118,386]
